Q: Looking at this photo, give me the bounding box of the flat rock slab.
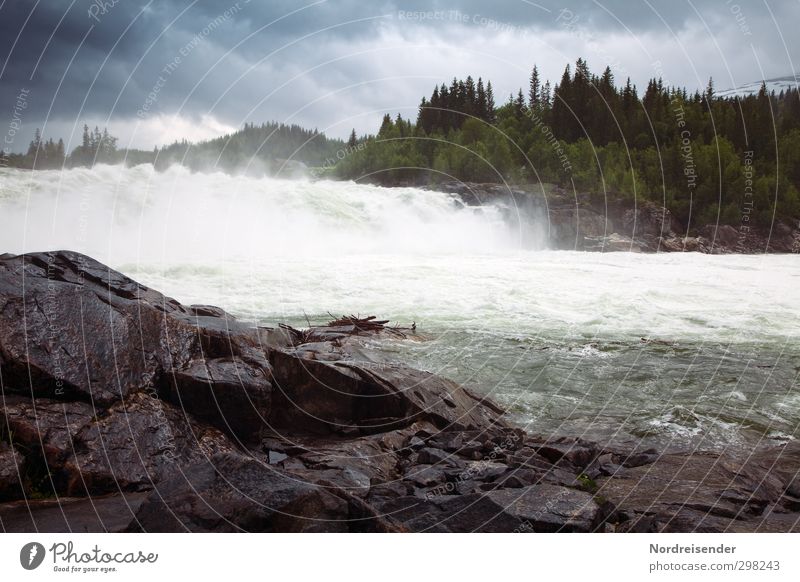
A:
[0,493,149,533]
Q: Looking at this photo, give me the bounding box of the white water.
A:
[1,165,798,451]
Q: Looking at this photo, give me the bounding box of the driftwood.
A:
[279,315,415,346]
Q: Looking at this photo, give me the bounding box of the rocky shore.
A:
[429,181,800,253]
[1,250,798,532]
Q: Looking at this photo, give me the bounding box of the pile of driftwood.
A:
[279,315,415,346]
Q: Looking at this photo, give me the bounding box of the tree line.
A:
[1,121,344,176]
[336,59,800,229]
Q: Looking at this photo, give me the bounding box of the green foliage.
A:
[576,473,598,493]
[337,60,800,230]
[154,122,344,174]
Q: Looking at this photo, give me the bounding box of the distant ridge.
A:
[717,75,800,98]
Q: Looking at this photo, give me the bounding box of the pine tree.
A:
[486,81,496,123]
[541,81,551,110]
[378,113,393,136]
[529,65,541,110]
[514,89,527,118]
[464,75,476,117]
[476,78,487,121]
[27,128,42,158]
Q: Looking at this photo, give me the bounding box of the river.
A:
[1,164,797,453]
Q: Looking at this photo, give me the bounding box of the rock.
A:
[268,350,505,435]
[702,224,740,249]
[596,451,792,532]
[0,251,262,407]
[460,460,509,483]
[426,431,464,452]
[382,484,602,532]
[0,395,93,469]
[129,453,365,532]
[293,433,401,486]
[0,443,23,501]
[407,436,426,450]
[612,448,659,468]
[417,447,456,466]
[1,391,234,497]
[405,464,447,488]
[0,251,188,405]
[267,451,288,464]
[786,479,800,500]
[61,392,236,496]
[767,221,798,252]
[594,453,625,477]
[622,203,680,242]
[165,357,272,443]
[0,493,149,532]
[482,484,601,532]
[533,438,600,470]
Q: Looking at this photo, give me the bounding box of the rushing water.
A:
[1,164,798,453]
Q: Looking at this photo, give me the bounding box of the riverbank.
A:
[1,250,798,532]
[414,180,800,253]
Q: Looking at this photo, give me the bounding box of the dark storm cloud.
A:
[1,0,798,151]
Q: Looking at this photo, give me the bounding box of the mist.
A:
[0,164,543,267]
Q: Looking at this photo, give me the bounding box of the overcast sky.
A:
[1,0,798,153]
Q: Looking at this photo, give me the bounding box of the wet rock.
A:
[594,453,625,477]
[130,453,362,532]
[165,356,272,443]
[612,448,659,468]
[267,451,288,465]
[405,464,447,488]
[417,447,457,466]
[482,484,601,532]
[407,436,426,450]
[427,431,464,452]
[268,350,505,435]
[0,251,190,405]
[61,392,236,496]
[597,450,795,532]
[383,484,602,532]
[0,493,149,533]
[0,443,23,501]
[0,395,94,469]
[534,438,600,470]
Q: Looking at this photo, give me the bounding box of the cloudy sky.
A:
[1,0,798,152]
